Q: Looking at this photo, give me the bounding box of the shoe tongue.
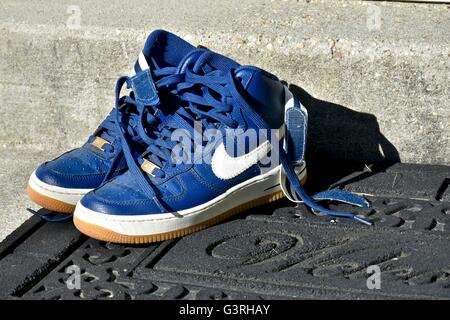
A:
[132,30,196,76]
[130,48,151,76]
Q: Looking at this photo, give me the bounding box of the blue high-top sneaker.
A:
[27,30,196,214]
[73,49,372,243]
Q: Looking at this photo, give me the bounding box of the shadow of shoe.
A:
[288,84,400,193]
[228,84,401,221]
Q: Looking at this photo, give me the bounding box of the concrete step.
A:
[0,0,449,165]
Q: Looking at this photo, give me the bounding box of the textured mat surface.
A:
[1,163,449,300]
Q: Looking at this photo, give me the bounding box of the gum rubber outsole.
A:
[73,172,307,244]
[74,190,286,244]
[27,184,75,214]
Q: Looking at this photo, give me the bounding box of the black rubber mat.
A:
[1,163,449,299]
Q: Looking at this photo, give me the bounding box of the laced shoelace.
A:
[96,67,178,156]
[100,67,183,182]
[142,69,238,173]
[118,67,373,225]
[111,71,186,212]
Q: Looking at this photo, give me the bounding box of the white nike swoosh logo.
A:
[211,140,272,180]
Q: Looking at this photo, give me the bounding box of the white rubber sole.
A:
[27,170,93,213]
[73,165,306,243]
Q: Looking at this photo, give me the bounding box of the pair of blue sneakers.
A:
[27,30,372,244]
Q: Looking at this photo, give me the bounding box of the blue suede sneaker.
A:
[27,30,195,213]
[74,48,372,243]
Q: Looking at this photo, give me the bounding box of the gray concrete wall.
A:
[0,0,449,240]
[1,0,449,165]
